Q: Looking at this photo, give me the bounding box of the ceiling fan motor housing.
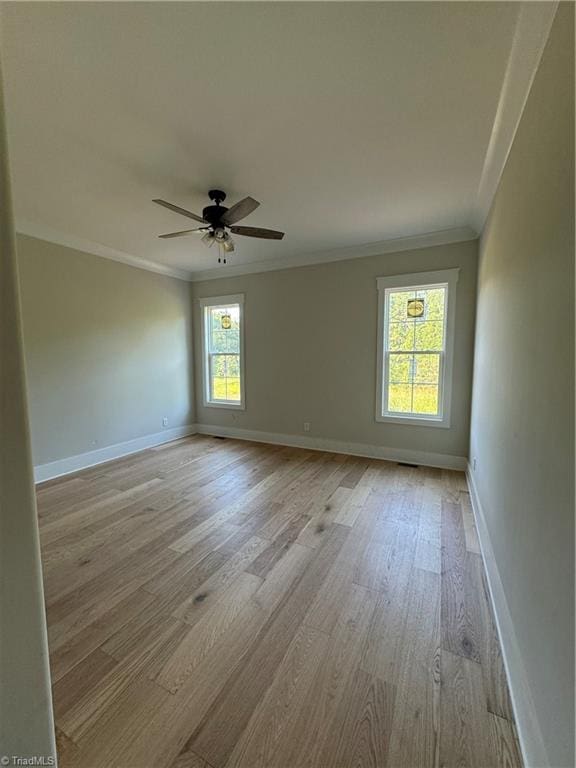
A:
[202,204,228,227]
[202,189,228,227]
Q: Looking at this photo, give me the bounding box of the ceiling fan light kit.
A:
[154,189,285,265]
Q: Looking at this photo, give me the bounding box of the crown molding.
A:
[187,226,477,282]
[15,221,477,284]
[16,220,193,282]
[473,2,558,233]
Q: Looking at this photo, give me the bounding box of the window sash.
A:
[208,351,241,403]
[383,350,445,419]
[207,306,240,354]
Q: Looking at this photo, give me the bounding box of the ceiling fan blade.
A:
[153,199,207,224]
[221,196,260,225]
[230,226,284,240]
[158,227,209,239]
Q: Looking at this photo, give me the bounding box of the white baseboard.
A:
[34,425,197,483]
[195,423,467,471]
[466,464,548,768]
[34,422,466,483]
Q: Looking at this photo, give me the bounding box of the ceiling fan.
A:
[153,190,285,263]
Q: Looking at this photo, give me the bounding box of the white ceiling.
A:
[0,2,556,280]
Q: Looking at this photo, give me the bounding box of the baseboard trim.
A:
[195,423,467,471]
[466,464,548,768]
[34,425,197,483]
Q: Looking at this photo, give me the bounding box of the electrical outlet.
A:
[303,422,310,433]
[162,417,168,427]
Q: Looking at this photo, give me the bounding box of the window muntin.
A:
[384,285,447,419]
[201,296,244,408]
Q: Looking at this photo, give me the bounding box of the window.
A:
[200,294,245,409]
[376,269,459,427]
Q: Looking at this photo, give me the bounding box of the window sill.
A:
[376,413,450,429]
[204,400,245,410]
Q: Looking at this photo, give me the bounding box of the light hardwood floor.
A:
[37,436,522,768]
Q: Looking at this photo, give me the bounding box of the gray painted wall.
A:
[17,234,195,466]
[192,238,478,461]
[469,4,574,765]
[0,57,55,761]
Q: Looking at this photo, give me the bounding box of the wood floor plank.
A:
[59,615,188,740]
[55,726,80,768]
[37,436,520,768]
[245,510,310,578]
[386,568,441,767]
[189,524,350,767]
[154,572,262,694]
[52,648,118,722]
[441,499,481,662]
[172,535,269,626]
[303,524,365,634]
[488,712,523,768]
[466,551,514,721]
[252,541,314,614]
[264,582,379,768]
[224,623,330,768]
[79,601,269,768]
[296,484,352,549]
[440,650,495,768]
[49,586,157,682]
[316,668,396,768]
[460,490,481,554]
[168,749,207,768]
[359,585,410,688]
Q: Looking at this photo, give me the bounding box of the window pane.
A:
[225,377,241,401]
[211,354,227,378]
[388,383,412,413]
[413,353,440,385]
[212,377,227,400]
[422,288,445,320]
[211,330,228,353]
[388,322,415,352]
[210,354,227,400]
[224,354,241,401]
[415,321,444,351]
[412,385,439,414]
[225,329,240,353]
[226,354,240,378]
[389,353,411,383]
[211,308,226,332]
[389,290,415,321]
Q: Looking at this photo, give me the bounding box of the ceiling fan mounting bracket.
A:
[208,189,226,205]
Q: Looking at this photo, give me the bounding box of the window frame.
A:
[375,269,459,428]
[200,293,245,410]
